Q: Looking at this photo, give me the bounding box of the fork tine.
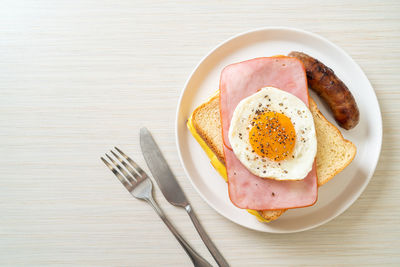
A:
[105,153,136,185]
[114,147,148,179]
[110,150,142,181]
[111,150,142,181]
[101,157,132,191]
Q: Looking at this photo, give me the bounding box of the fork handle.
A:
[146,197,212,267]
[185,205,229,267]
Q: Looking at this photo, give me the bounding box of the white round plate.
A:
[175,27,382,233]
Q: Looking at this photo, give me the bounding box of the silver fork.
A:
[101,147,212,267]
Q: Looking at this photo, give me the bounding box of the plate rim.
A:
[175,26,383,233]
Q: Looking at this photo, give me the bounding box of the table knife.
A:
[140,127,229,267]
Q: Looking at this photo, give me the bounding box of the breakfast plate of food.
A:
[175,27,382,233]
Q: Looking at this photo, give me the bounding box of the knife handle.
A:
[185,204,230,267]
[146,197,212,267]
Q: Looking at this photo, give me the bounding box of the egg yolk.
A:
[249,111,296,161]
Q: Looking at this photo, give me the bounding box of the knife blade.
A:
[139,127,189,207]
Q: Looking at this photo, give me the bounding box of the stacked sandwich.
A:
[187,53,358,222]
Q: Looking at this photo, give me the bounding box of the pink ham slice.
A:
[220,57,318,210]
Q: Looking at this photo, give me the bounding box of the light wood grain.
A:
[0,0,399,266]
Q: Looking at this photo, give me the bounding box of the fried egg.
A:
[228,87,317,180]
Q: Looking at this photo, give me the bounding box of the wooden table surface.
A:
[1,1,399,266]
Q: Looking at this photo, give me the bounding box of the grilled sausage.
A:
[289,51,359,130]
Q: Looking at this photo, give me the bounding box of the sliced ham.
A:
[219,57,318,210]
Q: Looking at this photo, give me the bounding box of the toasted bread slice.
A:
[188,94,356,222]
[191,94,225,164]
[311,98,357,186]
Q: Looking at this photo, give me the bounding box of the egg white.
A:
[228,87,317,180]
